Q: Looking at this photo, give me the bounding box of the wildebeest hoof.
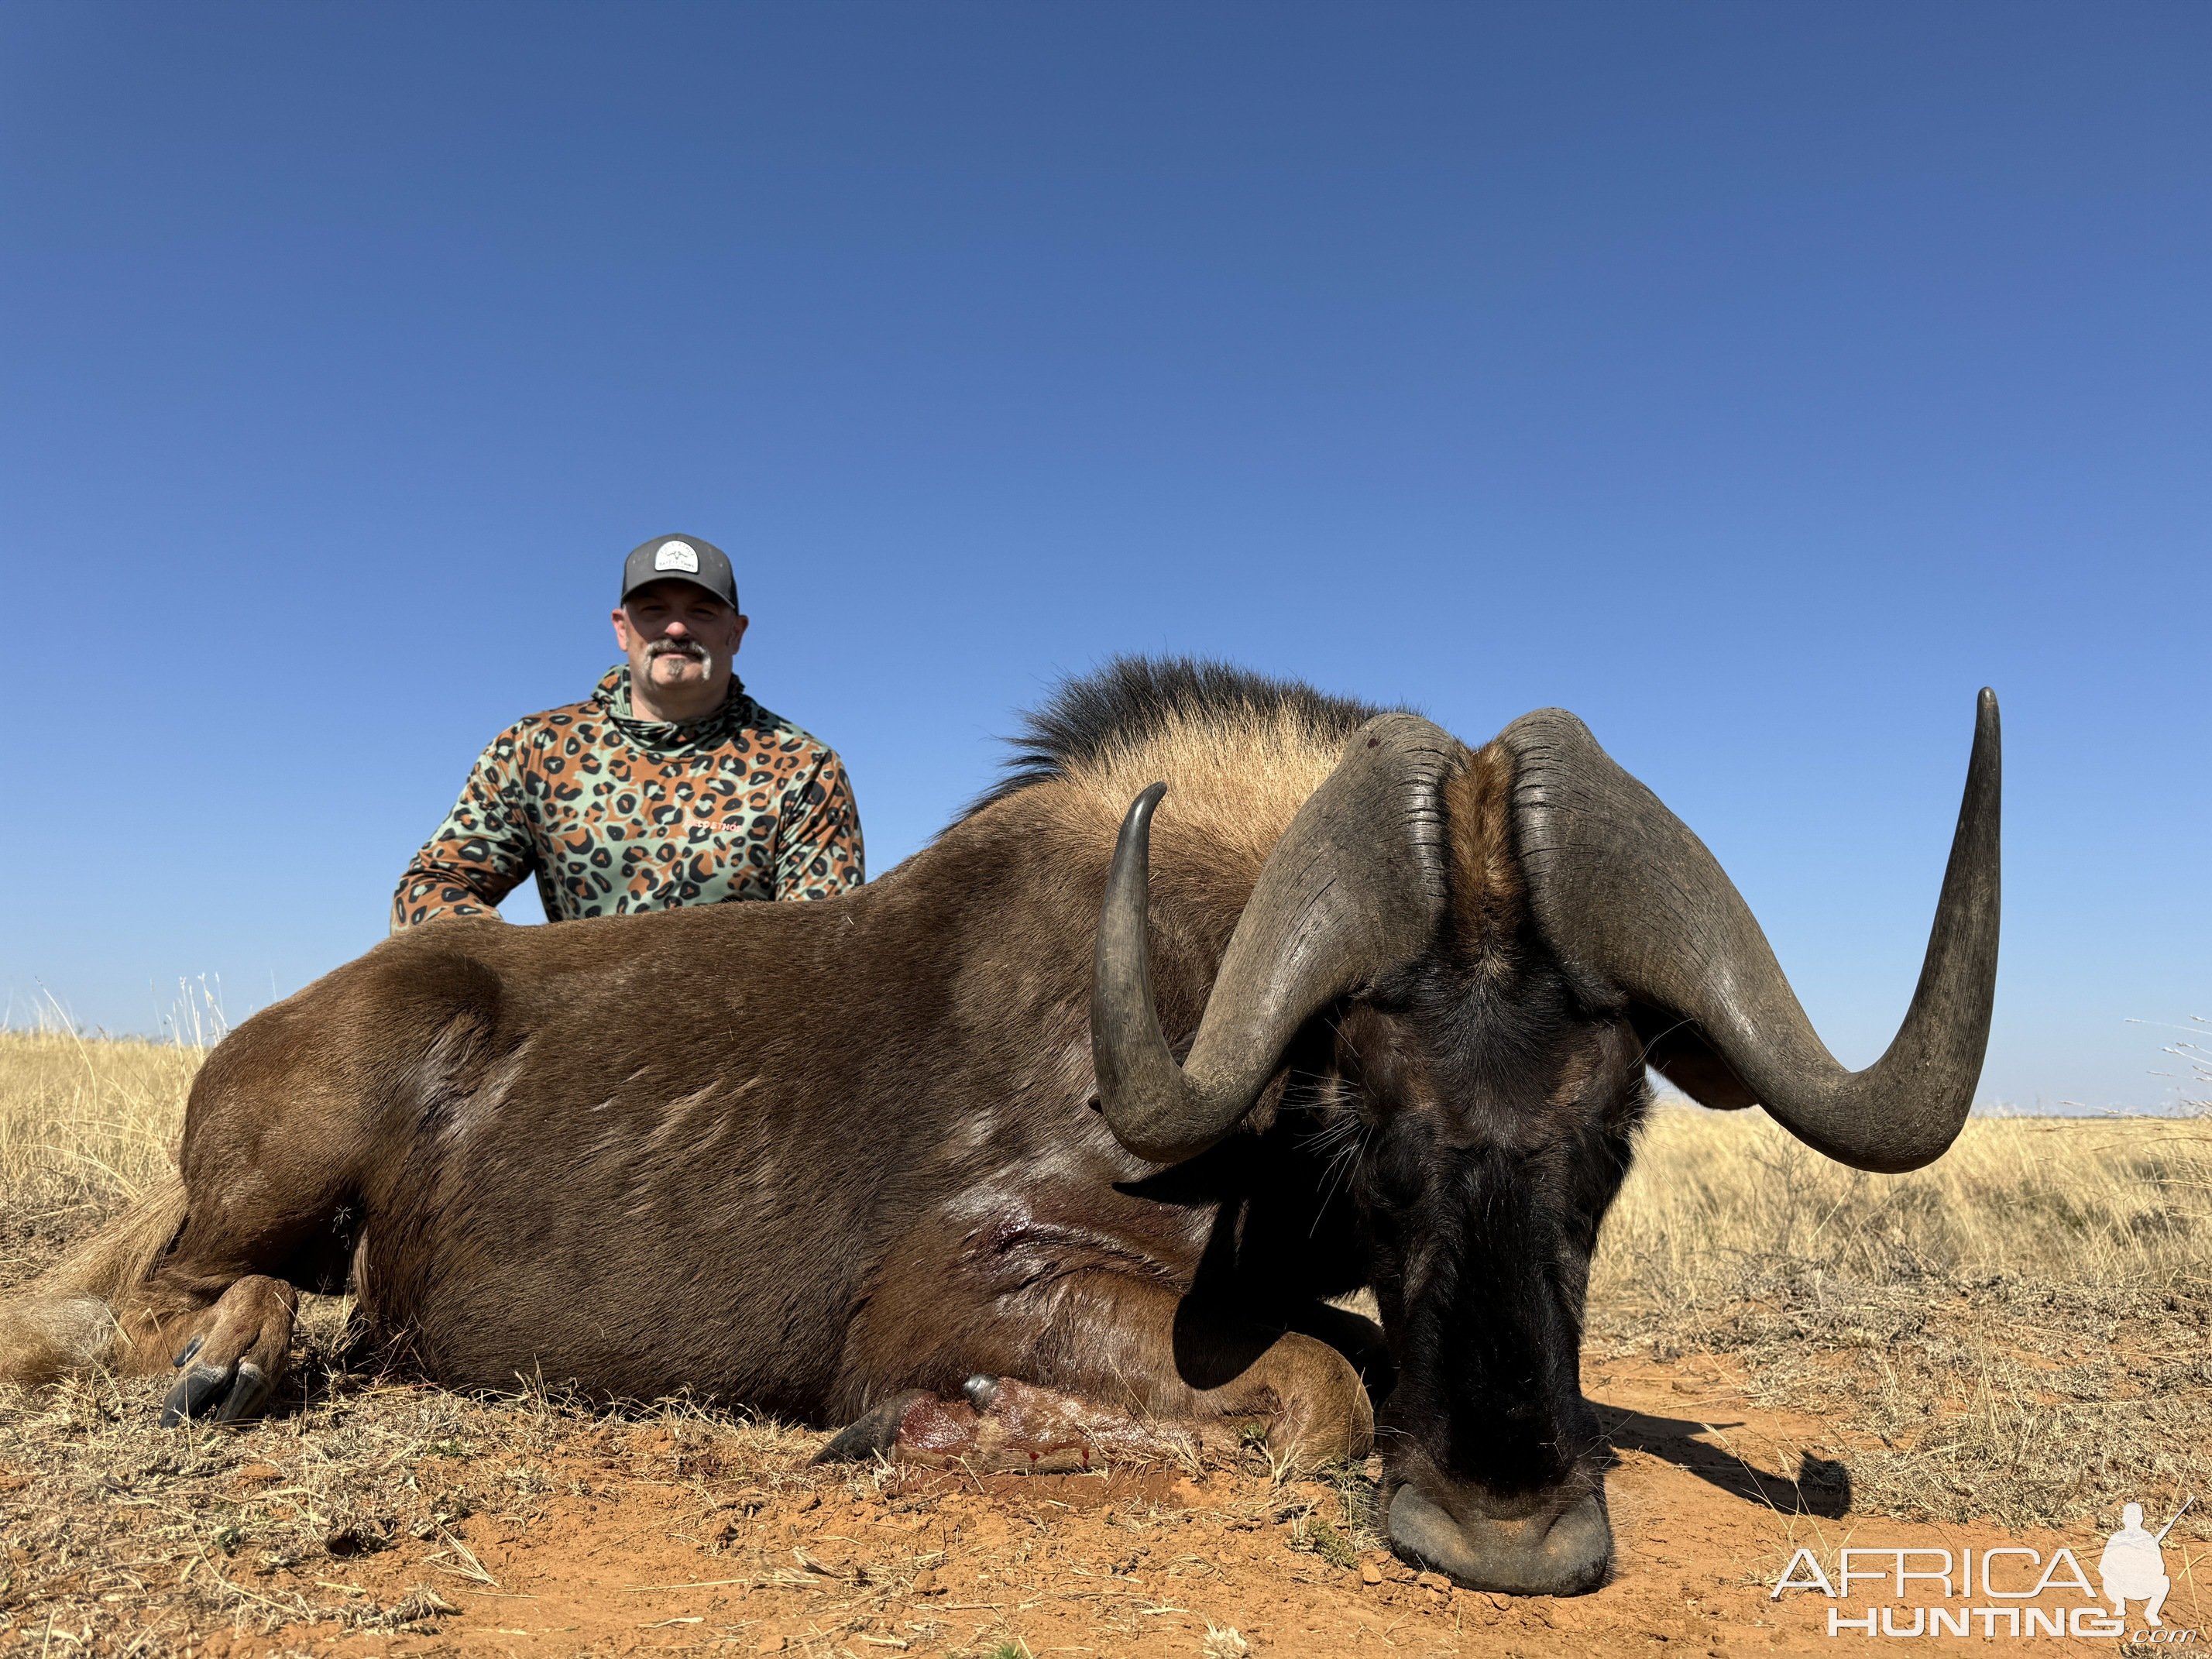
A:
[159,1359,273,1427]
[814,1389,933,1464]
[172,1335,204,1369]
[962,1374,1001,1410]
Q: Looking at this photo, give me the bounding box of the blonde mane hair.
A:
[970,659,1403,921]
[1058,703,1350,898]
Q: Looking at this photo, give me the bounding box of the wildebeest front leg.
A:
[827,1268,1376,1472]
[153,1274,297,1426]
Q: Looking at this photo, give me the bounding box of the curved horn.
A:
[1091,714,1458,1164]
[1501,691,2001,1174]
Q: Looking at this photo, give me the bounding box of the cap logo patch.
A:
[654,540,700,573]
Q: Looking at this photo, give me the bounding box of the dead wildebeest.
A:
[0,659,1999,1595]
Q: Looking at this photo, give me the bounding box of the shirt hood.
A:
[592,664,759,754]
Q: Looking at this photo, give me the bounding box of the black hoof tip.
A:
[160,1360,235,1427]
[962,1374,1001,1411]
[213,1362,273,1424]
[814,1389,931,1465]
[172,1335,204,1369]
[159,1359,273,1427]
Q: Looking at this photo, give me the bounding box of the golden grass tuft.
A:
[1592,1104,2212,1530]
[1598,1104,2212,1304]
[0,1031,198,1287]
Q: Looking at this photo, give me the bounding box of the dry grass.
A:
[0,1030,197,1287]
[1591,1103,2212,1533]
[1,1030,2208,1649]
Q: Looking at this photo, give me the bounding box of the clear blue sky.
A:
[3,5,2206,1110]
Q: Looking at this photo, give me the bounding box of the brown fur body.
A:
[9,693,1410,1459]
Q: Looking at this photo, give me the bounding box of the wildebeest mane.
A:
[970,655,1393,816]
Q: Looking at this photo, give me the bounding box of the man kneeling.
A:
[393,532,863,927]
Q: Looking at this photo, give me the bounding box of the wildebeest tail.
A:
[0,1170,188,1386]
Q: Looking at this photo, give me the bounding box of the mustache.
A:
[645,638,709,661]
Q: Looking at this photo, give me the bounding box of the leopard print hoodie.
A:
[391,665,863,929]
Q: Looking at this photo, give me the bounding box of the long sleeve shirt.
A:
[392,665,863,929]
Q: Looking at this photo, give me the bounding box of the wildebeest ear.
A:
[1629,1005,1759,1111]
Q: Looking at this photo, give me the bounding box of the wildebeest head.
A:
[1090,698,2001,1594]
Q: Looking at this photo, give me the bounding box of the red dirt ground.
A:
[60,1353,2203,1658]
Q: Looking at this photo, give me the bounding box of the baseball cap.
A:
[620,534,739,610]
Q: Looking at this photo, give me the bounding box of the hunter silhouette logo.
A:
[2101,1499,2191,1627]
[1771,1496,2200,1641]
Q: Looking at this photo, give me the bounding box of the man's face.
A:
[611,581,750,700]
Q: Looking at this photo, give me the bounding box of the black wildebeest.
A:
[0,660,1999,1595]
